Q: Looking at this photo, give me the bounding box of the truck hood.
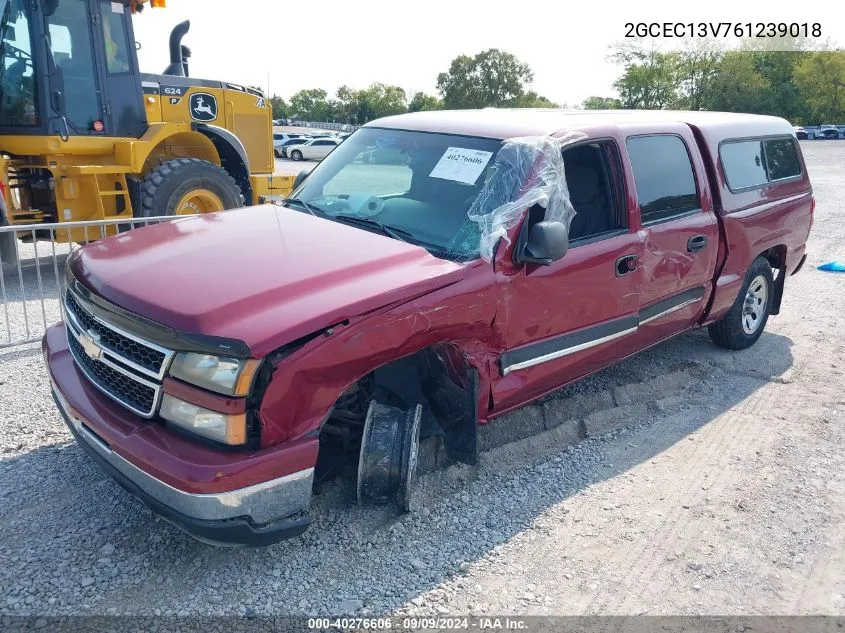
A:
[70,205,465,357]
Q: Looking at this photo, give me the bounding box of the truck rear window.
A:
[763,138,801,181]
[720,137,801,190]
[720,140,768,189]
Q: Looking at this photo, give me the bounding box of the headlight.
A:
[169,353,260,396]
[160,394,247,445]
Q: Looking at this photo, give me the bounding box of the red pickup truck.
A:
[44,109,813,546]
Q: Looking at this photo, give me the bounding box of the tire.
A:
[274,149,282,158]
[139,158,243,218]
[290,150,303,162]
[708,256,774,350]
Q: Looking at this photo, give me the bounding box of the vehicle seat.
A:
[565,163,612,240]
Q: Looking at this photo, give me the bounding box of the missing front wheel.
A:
[356,401,423,512]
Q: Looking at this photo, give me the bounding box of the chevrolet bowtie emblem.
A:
[79,330,103,361]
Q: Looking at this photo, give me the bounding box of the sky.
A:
[133,0,844,107]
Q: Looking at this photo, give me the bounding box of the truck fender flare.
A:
[195,124,254,205]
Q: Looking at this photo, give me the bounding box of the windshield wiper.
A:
[284,197,321,217]
[332,214,413,243]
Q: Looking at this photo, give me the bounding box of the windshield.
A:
[289,127,505,261]
[0,0,38,126]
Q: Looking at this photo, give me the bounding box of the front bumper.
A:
[44,323,316,547]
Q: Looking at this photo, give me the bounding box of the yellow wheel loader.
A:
[0,0,292,260]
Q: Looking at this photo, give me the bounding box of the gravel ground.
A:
[0,141,843,618]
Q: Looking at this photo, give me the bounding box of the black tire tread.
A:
[139,158,243,218]
[708,256,774,351]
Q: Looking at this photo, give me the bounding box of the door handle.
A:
[687,235,707,253]
[616,254,639,276]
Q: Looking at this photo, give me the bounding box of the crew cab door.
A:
[492,137,643,410]
[620,125,719,345]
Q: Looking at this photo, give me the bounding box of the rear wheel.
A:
[708,256,774,350]
[139,158,243,218]
[290,150,303,161]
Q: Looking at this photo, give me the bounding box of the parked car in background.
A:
[793,126,808,140]
[818,125,841,139]
[273,133,305,157]
[286,138,341,161]
[277,137,311,158]
[45,109,813,546]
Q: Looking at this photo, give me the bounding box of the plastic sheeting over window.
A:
[466,132,587,262]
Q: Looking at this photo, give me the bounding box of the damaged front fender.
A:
[256,260,498,448]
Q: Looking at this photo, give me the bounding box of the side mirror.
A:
[293,169,309,190]
[519,221,569,266]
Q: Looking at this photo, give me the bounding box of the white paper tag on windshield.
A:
[111,1,124,12]
[429,147,493,185]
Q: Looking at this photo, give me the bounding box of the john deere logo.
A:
[189,93,217,122]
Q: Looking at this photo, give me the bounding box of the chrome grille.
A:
[67,334,157,415]
[64,292,169,379]
[63,289,174,418]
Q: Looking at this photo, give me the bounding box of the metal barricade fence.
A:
[0,216,179,349]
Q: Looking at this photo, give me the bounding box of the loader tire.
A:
[139,158,243,218]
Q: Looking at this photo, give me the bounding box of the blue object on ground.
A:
[818,261,845,272]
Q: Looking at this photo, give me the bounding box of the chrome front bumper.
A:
[52,384,314,546]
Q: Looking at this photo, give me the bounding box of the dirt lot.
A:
[0,142,843,618]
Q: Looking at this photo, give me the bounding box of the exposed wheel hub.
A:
[175,188,225,215]
[357,401,422,511]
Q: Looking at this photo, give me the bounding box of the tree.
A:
[582,96,623,109]
[436,49,534,109]
[289,88,330,121]
[794,51,845,123]
[611,44,680,109]
[352,83,408,123]
[699,51,771,114]
[331,85,359,123]
[408,92,442,112]
[749,49,811,121]
[269,95,288,119]
[510,91,559,108]
[674,41,724,110]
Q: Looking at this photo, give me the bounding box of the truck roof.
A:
[366,108,793,141]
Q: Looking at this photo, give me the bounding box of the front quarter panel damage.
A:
[257,262,498,448]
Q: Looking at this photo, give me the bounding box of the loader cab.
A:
[0,0,146,139]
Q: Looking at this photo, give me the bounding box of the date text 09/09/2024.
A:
[625,22,821,38]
